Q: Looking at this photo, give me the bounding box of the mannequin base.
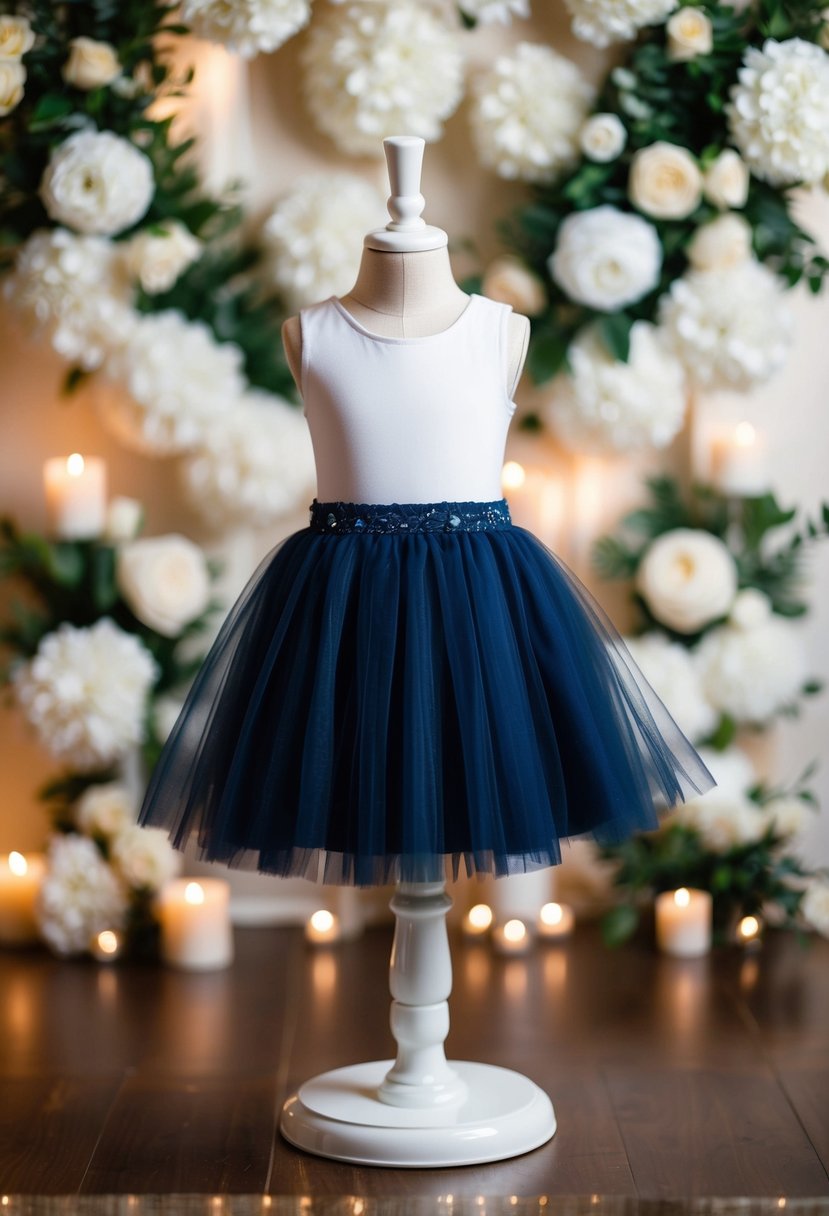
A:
[280,1059,556,1168]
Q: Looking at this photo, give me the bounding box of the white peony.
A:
[563,0,677,47]
[659,260,793,391]
[482,257,546,316]
[104,496,145,543]
[3,228,135,371]
[117,534,211,637]
[40,130,154,237]
[63,37,121,90]
[760,797,808,839]
[38,835,128,957]
[549,206,662,311]
[13,620,158,771]
[666,8,712,60]
[180,391,316,528]
[302,1,465,157]
[801,882,829,937]
[459,0,530,21]
[637,529,738,634]
[180,0,311,56]
[676,789,765,851]
[687,214,753,271]
[0,14,34,58]
[703,149,750,209]
[100,311,244,455]
[579,113,627,162]
[727,38,829,186]
[696,614,807,725]
[624,633,717,744]
[263,174,385,311]
[0,58,25,116]
[110,825,181,893]
[75,783,135,839]
[124,221,202,294]
[543,322,687,454]
[470,43,593,183]
[629,142,703,220]
[729,587,771,630]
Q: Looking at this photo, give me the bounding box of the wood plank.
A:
[777,1068,829,1178]
[0,1074,122,1193]
[604,1066,829,1198]
[79,1072,278,1194]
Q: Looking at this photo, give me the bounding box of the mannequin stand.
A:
[280,881,556,1168]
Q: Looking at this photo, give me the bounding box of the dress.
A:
[138,293,714,885]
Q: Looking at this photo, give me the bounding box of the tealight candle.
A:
[0,852,46,947]
[492,918,532,956]
[537,901,575,940]
[157,878,233,970]
[90,928,125,963]
[655,887,713,958]
[736,913,763,950]
[43,453,107,539]
[305,909,341,945]
[461,903,493,938]
[712,422,770,498]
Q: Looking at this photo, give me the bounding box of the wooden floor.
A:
[0,921,827,1200]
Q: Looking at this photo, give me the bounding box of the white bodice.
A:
[298,294,517,503]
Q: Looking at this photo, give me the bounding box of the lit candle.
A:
[43,453,107,539]
[537,901,575,940]
[712,422,770,498]
[90,928,125,963]
[492,918,532,956]
[461,903,493,938]
[305,909,341,945]
[736,913,763,950]
[0,852,46,947]
[157,878,233,970]
[655,887,713,958]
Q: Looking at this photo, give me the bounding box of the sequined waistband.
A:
[309,499,512,534]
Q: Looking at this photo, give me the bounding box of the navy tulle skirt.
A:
[138,499,714,885]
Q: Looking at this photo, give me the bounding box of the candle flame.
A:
[503,918,527,943]
[674,887,690,907]
[8,851,27,877]
[738,914,760,939]
[97,930,120,956]
[467,903,493,930]
[734,421,756,448]
[539,902,563,926]
[501,460,526,490]
[66,452,85,476]
[309,909,335,933]
[184,881,205,905]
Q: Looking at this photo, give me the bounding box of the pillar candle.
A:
[43,454,107,539]
[0,852,46,946]
[711,422,769,498]
[655,887,712,958]
[158,878,234,970]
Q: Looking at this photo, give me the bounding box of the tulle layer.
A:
[138,504,714,885]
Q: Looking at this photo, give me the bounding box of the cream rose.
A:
[637,528,738,634]
[801,882,829,937]
[629,142,703,220]
[579,113,627,162]
[110,825,180,893]
[75,782,134,839]
[40,130,154,237]
[482,257,546,316]
[687,214,753,270]
[125,221,202,294]
[0,58,25,116]
[666,8,713,60]
[703,149,750,209]
[549,205,662,310]
[63,37,121,90]
[0,14,34,58]
[117,534,210,637]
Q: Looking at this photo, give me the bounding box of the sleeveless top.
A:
[298,293,518,504]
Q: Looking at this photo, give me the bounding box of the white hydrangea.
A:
[302,1,465,157]
[696,613,807,725]
[110,825,181,893]
[801,881,829,937]
[459,0,530,22]
[694,745,756,798]
[543,322,687,454]
[13,619,158,771]
[75,783,135,840]
[100,311,244,455]
[563,0,677,47]
[727,38,829,186]
[124,221,202,295]
[675,789,765,851]
[638,529,738,635]
[549,206,662,311]
[180,391,316,528]
[263,174,385,310]
[180,0,311,56]
[40,130,154,237]
[659,260,793,391]
[624,632,717,744]
[38,834,128,957]
[4,228,136,371]
[153,694,185,743]
[470,43,593,183]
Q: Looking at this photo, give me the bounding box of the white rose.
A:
[579,113,627,162]
[687,214,753,271]
[801,882,829,937]
[729,587,771,630]
[104,496,144,543]
[482,257,546,316]
[0,59,25,116]
[0,14,34,58]
[630,142,703,220]
[75,783,134,839]
[666,8,713,60]
[124,221,202,294]
[40,130,154,237]
[549,205,662,310]
[676,789,764,851]
[110,825,180,893]
[63,37,121,90]
[637,529,738,634]
[117,534,210,638]
[153,695,185,743]
[760,797,807,839]
[703,149,750,209]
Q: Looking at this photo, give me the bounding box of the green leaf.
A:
[46,543,85,588]
[527,329,569,384]
[592,536,640,580]
[599,312,634,362]
[601,903,640,948]
[704,714,737,752]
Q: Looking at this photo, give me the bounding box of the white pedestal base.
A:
[280,1059,556,1168]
